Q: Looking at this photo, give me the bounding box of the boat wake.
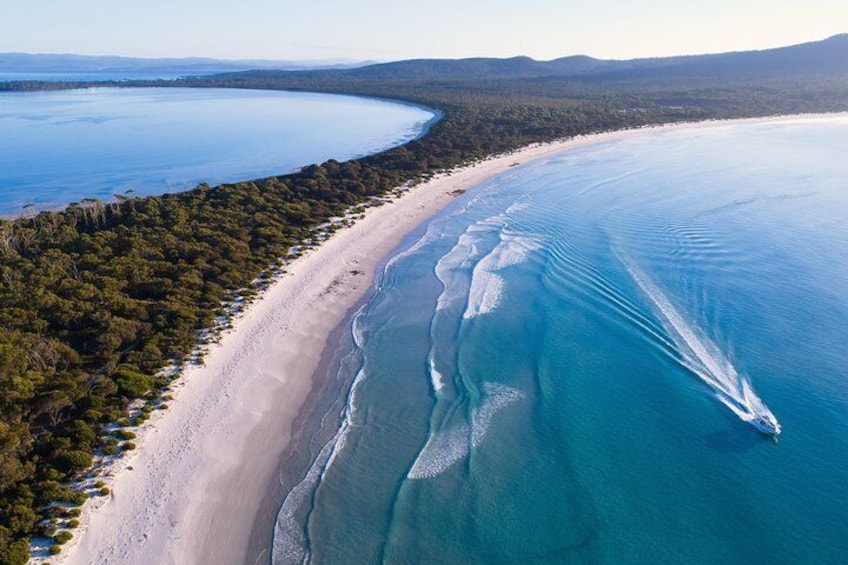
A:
[621,257,781,436]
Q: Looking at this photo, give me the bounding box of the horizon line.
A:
[2,32,845,67]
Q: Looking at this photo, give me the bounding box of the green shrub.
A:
[37,481,63,503]
[103,446,118,456]
[54,530,73,544]
[117,418,131,427]
[41,509,61,521]
[41,468,62,482]
[82,409,103,422]
[67,508,81,518]
[55,487,75,503]
[55,450,93,473]
[99,487,110,496]
[116,430,136,441]
[94,480,105,488]
[121,442,136,451]
[0,537,31,564]
[67,519,80,528]
[68,421,97,450]
[37,522,57,538]
[3,503,37,535]
[103,407,124,421]
[112,365,155,398]
[49,545,62,555]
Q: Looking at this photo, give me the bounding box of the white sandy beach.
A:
[53,114,840,565]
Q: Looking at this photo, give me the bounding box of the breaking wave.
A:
[271,309,371,564]
[464,233,541,319]
[407,383,523,479]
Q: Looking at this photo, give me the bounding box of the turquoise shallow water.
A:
[275,116,848,564]
[0,87,434,214]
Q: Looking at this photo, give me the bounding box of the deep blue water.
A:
[0,88,435,214]
[274,116,848,564]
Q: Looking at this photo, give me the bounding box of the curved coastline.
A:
[0,86,439,218]
[52,112,846,565]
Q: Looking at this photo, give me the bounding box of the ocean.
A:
[274,116,848,564]
[0,87,435,215]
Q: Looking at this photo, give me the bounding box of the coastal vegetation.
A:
[1,36,848,562]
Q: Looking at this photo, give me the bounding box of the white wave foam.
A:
[406,420,471,480]
[494,234,542,269]
[407,383,523,480]
[464,270,505,319]
[272,427,337,564]
[434,231,486,312]
[463,233,540,319]
[621,256,779,431]
[351,306,367,350]
[471,383,524,447]
[383,223,440,275]
[433,210,540,314]
[272,366,367,564]
[505,201,530,214]
[428,355,447,392]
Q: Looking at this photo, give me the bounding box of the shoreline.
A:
[54,112,847,565]
[246,284,370,565]
[0,87,441,220]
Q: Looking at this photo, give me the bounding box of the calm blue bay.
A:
[275,116,848,564]
[0,87,435,214]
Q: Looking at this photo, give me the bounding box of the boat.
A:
[751,411,781,436]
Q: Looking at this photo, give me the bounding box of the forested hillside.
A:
[1,35,848,563]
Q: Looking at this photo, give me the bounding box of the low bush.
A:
[66,491,87,506]
[36,522,57,538]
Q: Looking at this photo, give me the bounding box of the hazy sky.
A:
[2,0,846,61]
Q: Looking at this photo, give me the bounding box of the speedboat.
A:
[751,412,781,436]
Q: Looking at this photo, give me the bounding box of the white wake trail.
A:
[621,257,780,433]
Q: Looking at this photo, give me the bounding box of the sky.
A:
[1,0,846,62]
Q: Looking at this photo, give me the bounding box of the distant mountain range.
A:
[3,34,846,84]
[0,53,374,77]
[223,34,848,83]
